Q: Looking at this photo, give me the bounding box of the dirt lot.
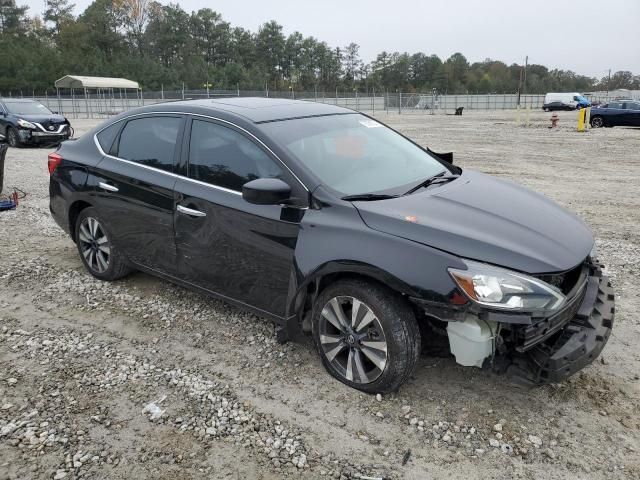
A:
[1,110,639,480]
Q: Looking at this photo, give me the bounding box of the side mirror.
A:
[242,178,291,205]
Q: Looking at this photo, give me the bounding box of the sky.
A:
[23,0,640,79]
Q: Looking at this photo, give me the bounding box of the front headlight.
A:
[17,118,36,129]
[448,260,565,311]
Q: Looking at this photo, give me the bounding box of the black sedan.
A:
[542,101,575,112]
[590,100,640,128]
[48,98,614,393]
[0,98,72,147]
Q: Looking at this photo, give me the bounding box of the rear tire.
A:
[74,207,131,281]
[311,279,421,394]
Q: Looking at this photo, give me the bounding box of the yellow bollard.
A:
[577,108,586,132]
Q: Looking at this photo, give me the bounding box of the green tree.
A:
[43,0,74,36]
[0,0,28,33]
[255,20,285,89]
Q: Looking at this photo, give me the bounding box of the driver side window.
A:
[188,119,284,192]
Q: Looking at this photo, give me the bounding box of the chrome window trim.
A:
[93,111,309,196]
[33,123,67,134]
[93,137,242,196]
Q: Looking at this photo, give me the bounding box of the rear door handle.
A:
[177,205,206,217]
[98,182,118,192]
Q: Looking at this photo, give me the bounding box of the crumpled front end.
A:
[18,125,71,145]
[506,261,615,384]
[413,258,615,385]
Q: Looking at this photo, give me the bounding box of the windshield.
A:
[261,114,448,196]
[5,101,53,115]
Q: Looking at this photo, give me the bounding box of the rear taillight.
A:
[48,152,63,175]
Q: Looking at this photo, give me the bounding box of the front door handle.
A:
[177,204,206,217]
[98,182,118,192]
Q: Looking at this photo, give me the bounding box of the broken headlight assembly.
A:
[448,260,565,311]
[17,118,36,129]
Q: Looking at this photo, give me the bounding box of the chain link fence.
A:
[0,88,625,119]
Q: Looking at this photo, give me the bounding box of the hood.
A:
[15,113,67,124]
[353,169,593,274]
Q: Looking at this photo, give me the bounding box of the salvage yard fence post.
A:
[0,144,7,194]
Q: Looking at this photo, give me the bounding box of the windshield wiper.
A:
[341,193,399,201]
[403,172,460,196]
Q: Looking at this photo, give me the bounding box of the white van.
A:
[543,93,590,111]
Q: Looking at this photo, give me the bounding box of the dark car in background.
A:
[590,100,640,128]
[541,101,576,112]
[0,99,72,147]
[48,98,614,393]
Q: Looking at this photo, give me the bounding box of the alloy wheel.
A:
[78,217,111,273]
[591,117,603,128]
[318,296,388,384]
[7,129,18,147]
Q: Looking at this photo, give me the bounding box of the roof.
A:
[175,97,352,123]
[54,75,140,89]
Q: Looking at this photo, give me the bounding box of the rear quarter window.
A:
[96,122,122,154]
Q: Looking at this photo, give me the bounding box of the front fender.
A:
[288,199,467,317]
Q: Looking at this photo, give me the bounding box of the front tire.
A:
[591,116,604,128]
[7,127,21,148]
[75,207,131,281]
[312,279,421,394]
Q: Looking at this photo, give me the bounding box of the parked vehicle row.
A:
[48,98,614,393]
[0,99,72,147]
[542,92,590,111]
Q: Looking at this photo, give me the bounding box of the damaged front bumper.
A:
[512,266,615,384]
[18,127,70,145]
[414,260,615,385]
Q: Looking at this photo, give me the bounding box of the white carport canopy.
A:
[54,75,139,90]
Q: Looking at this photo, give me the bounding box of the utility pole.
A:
[517,66,523,107]
[523,55,528,96]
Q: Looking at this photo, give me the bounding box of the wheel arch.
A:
[289,260,420,332]
[68,200,93,242]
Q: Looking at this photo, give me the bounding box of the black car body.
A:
[542,101,576,112]
[0,98,72,147]
[590,100,640,128]
[48,98,614,393]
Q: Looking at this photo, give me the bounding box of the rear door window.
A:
[116,116,182,173]
[188,119,284,191]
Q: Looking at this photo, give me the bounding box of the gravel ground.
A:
[1,110,639,480]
